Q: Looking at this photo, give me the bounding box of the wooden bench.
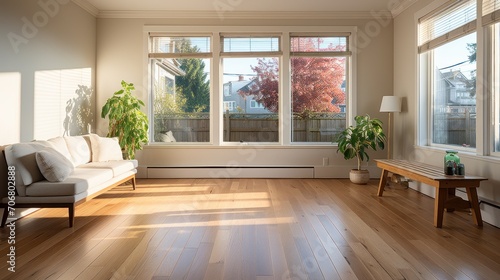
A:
[375,159,487,228]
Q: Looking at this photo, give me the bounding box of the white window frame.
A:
[417,0,479,153]
[289,33,351,144]
[486,22,500,157]
[220,33,282,144]
[144,26,357,147]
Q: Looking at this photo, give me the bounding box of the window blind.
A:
[418,0,476,53]
[148,35,212,59]
[220,35,282,57]
[483,0,500,26]
[221,36,280,53]
[290,35,350,55]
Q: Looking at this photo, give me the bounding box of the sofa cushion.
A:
[4,141,53,190]
[80,160,138,177]
[89,134,123,162]
[64,136,91,166]
[47,137,74,163]
[25,168,114,197]
[36,147,74,182]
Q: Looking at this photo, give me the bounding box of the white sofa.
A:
[0,134,137,227]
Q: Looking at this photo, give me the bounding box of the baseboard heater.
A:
[146,166,315,178]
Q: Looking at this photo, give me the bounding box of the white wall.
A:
[96,16,394,178]
[0,0,96,144]
[394,0,500,227]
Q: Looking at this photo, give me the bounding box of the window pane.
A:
[431,33,476,148]
[152,56,211,143]
[222,57,279,142]
[291,36,347,52]
[291,56,347,142]
[151,36,211,53]
[222,37,279,52]
[494,23,500,153]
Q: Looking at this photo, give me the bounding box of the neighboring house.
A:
[438,69,476,106]
[223,75,272,114]
[153,58,186,96]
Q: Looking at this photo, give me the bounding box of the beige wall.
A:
[394,0,500,226]
[95,16,394,178]
[0,0,96,144]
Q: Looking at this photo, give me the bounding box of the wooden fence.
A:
[433,110,476,147]
[155,110,477,146]
[154,112,346,142]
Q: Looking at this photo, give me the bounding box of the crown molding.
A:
[96,10,393,20]
[70,0,396,20]
[390,0,419,18]
[72,0,99,17]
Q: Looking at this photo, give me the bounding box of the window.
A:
[221,35,281,143]
[250,100,265,109]
[147,28,354,146]
[290,35,349,142]
[484,0,500,155]
[418,0,477,149]
[494,23,500,154]
[223,101,236,111]
[149,35,211,143]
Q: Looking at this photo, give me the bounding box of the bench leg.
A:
[377,169,389,196]
[466,187,483,227]
[445,189,456,212]
[434,188,447,228]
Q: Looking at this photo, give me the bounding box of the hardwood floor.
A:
[1,178,499,280]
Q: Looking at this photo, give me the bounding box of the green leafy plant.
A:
[101,81,149,159]
[336,114,386,170]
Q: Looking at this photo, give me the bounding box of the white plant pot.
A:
[349,169,370,185]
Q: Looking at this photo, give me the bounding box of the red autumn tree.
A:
[241,38,346,114]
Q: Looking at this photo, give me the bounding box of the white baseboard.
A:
[147,167,315,178]
[141,164,382,179]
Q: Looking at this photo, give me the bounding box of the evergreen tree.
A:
[466,43,476,97]
[175,39,210,112]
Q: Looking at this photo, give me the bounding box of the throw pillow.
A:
[160,131,176,142]
[64,136,91,166]
[47,136,74,163]
[36,147,74,182]
[89,134,123,162]
[5,141,53,187]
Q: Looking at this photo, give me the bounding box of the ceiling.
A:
[76,0,417,17]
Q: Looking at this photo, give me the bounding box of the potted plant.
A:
[101,80,149,159]
[336,114,386,184]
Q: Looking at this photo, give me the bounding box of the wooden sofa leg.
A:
[69,204,75,228]
[131,176,136,190]
[1,205,8,227]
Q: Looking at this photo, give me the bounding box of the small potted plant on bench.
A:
[336,114,386,184]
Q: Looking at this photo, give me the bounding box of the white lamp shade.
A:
[379,96,402,112]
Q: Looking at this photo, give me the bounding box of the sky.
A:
[434,32,476,80]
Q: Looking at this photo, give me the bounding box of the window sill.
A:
[414,145,500,164]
